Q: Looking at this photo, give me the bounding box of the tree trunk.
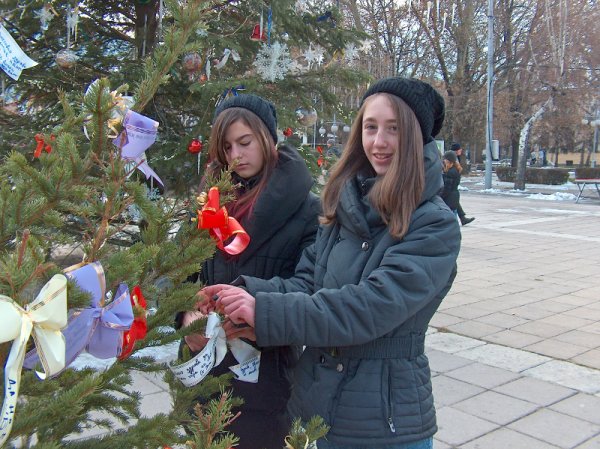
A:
[515,97,552,190]
[135,0,159,59]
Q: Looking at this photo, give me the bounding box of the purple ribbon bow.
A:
[24,262,134,374]
[114,110,164,187]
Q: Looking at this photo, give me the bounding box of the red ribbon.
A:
[34,134,55,158]
[197,187,250,255]
[317,145,325,167]
[118,285,148,360]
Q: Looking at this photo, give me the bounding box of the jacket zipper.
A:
[382,364,396,433]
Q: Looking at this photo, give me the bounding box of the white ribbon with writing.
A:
[0,25,38,81]
[170,312,260,387]
[0,274,68,446]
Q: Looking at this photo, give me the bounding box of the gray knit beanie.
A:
[443,150,457,164]
[214,94,278,144]
[361,77,445,142]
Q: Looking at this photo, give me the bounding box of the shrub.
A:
[496,167,570,185]
[574,167,600,179]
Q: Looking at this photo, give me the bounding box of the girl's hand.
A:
[181,310,204,328]
[184,333,210,352]
[222,319,257,342]
[214,286,256,328]
[198,284,231,314]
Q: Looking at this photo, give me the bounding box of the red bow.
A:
[316,145,325,167]
[34,133,55,158]
[197,187,250,255]
[118,285,148,360]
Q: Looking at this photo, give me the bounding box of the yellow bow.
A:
[0,274,67,446]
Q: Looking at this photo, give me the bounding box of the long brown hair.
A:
[321,93,424,239]
[204,107,278,220]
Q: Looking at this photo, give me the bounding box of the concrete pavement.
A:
[429,187,600,448]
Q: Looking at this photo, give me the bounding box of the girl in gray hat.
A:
[197,78,460,449]
[179,94,320,449]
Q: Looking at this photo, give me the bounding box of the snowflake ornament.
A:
[303,45,317,66]
[295,0,309,14]
[359,39,373,54]
[35,5,54,31]
[313,44,325,66]
[253,42,292,82]
[344,43,359,63]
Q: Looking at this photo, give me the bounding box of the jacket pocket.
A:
[381,363,396,434]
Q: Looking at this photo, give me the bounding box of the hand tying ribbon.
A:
[118,285,148,360]
[197,187,250,255]
[24,262,133,373]
[0,274,68,446]
[169,312,260,387]
[33,133,55,158]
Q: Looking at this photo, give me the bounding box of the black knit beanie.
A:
[450,142,461,152]
[214,94,278,144]
[361,77,445,142]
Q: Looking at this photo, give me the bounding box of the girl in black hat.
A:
[179,94,320,449]
[196,78,460,449]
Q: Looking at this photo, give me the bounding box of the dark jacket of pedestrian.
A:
[441,150,461,212]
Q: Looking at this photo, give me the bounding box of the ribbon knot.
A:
[197,187,250,255]
[0,274,68,446]
[24,262,133,373]
[118,285,148,360]
[33,133,55,158]
[169,312,260,387]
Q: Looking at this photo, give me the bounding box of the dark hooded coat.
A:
[238,140,461,446]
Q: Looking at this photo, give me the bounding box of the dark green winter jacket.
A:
[199,143,320,415]
[239,140,461,446]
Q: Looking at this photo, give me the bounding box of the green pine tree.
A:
[0,0,365,447]
[1,0,369,197]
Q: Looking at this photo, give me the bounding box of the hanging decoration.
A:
[214,48,241,70]
[34,4,57,31]
[187,138,203,154]
[250,7,266,42]
[0,25,38,80]
[55,49,77,69]
[196,187,250,255]
[316,145,325,167]
[33,133,55,158]
[118,285,148,361]
[215,84,245,107]
[283,127,293,138]
[295,107,317,126]
[0,274,68,447]
[344,43,359,63]
[24,263,133,374]
[55,6,79,68]
[253,42,292,82]
[114,110,164,187]
[182,52,202,80]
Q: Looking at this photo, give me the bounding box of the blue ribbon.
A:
[215,84,246,107]
[267,7,272,46]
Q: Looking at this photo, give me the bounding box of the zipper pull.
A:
[388,417,396,433]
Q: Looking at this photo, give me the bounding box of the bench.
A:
[573,179,600,203]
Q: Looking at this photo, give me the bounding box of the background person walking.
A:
[449,142,475,225]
